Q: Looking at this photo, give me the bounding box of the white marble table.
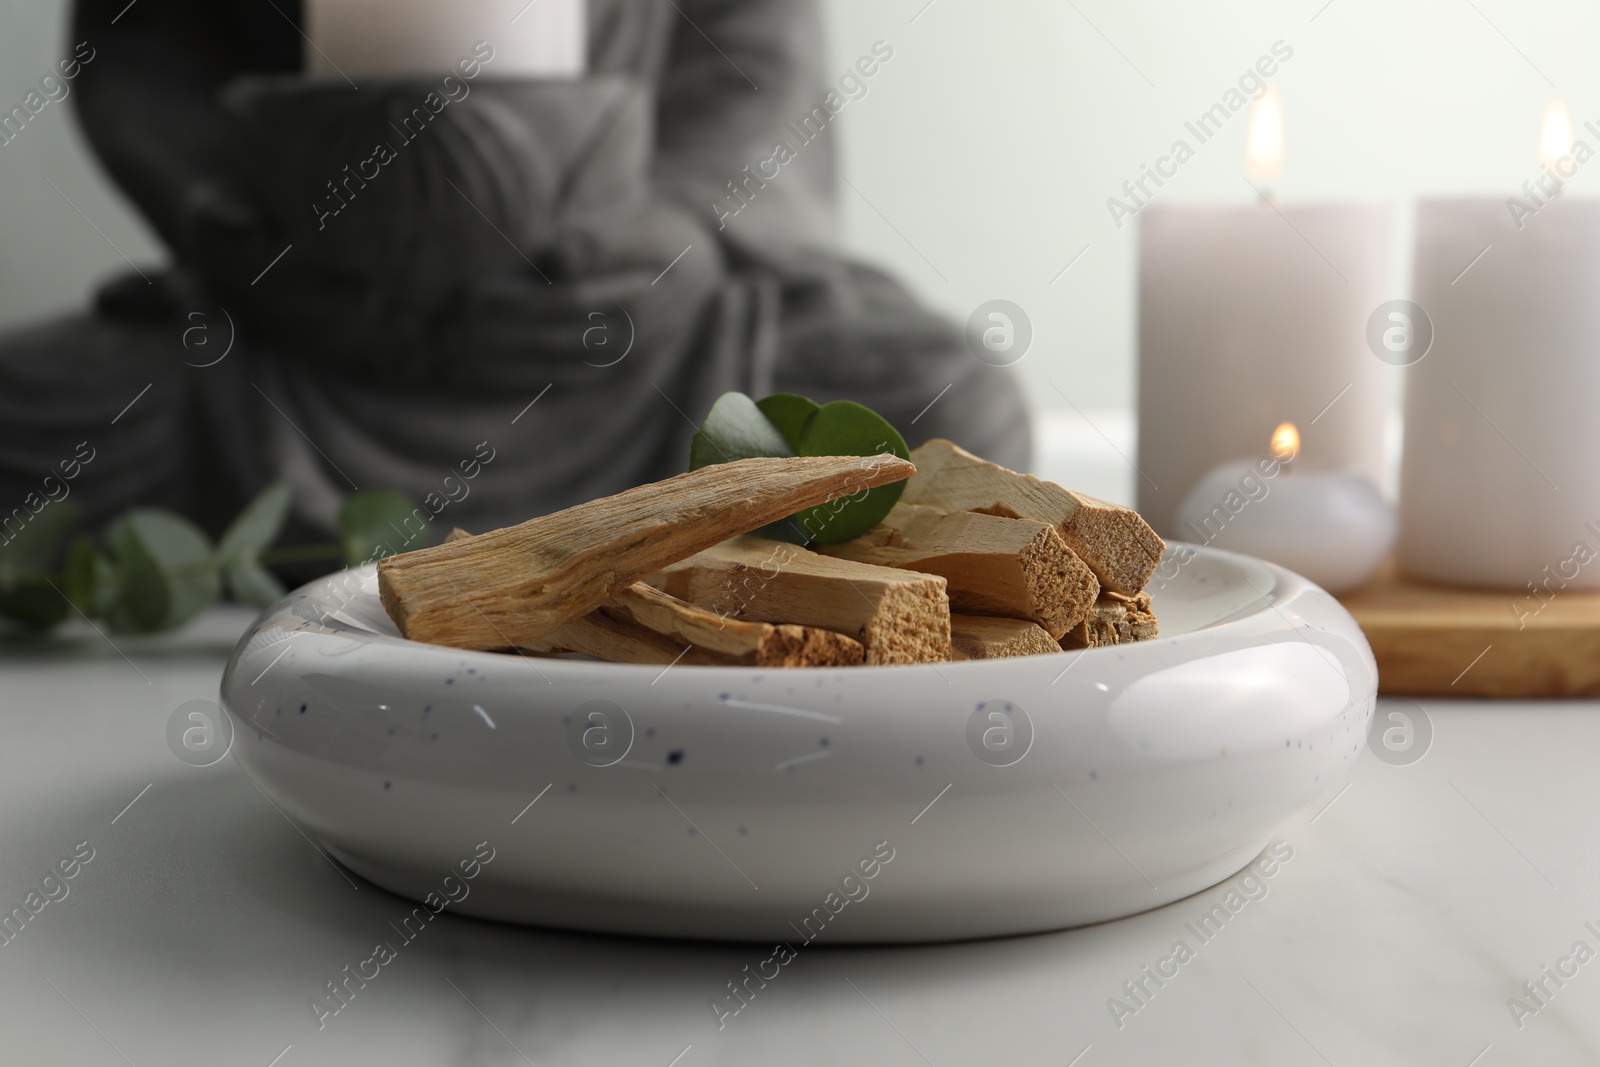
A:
[3,609,1598,1067]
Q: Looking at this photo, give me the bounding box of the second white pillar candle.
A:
[1399,198,1600,590]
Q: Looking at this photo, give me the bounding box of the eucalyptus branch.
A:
[0,483,423,636]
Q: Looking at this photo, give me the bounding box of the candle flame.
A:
[1539,99,1575,172]
[1246,84,1285,184]
[1271,422,1300,461]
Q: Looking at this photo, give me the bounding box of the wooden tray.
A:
[1336,566,1600,698]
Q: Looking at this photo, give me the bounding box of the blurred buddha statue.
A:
[0,0,1029,545]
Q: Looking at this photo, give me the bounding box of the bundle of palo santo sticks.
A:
[377,440,1166,667]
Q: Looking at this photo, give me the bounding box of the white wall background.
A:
[2,0,1594,417]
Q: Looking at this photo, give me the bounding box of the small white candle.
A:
[1175,423,1396,593]
[1399,101,1600,589]
[305,0,586,80]
[1137,89,1391,537]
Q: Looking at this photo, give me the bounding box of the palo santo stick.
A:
[950,615,1061,660]
[816,502,1097,639]
[523,611,738,666]
[1061,591,1158,650]
[649,536,952,665]
[525,585,866,668]
[437,535,867,667]
[1111,591,1158,643]
[899,439,1165,596]
[378,454,915,650]
[600,584,864,666]
[560,583,866,667]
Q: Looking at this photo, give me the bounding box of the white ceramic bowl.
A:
[220,544,1376,943]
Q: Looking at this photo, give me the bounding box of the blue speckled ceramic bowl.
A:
[220,544,1376,942]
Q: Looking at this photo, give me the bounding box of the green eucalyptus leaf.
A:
[689,392,794,471]
[64,537,97,613]
[105,515,159,632]
[789,400,911,545]
[687,392,910,546]
[338,490,424,566]
[0,500,81,586]
[217,482,292,564]
[0,574,71,631]
[64,536,118,617]
[755,393,820,450]
[106,509,221,633]
[224,555,287,609]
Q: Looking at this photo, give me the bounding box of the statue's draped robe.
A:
[0,0,1029,544]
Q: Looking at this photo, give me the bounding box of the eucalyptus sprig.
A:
[0,393,908,635]
[690,392,910,545]
[0,483,422,636]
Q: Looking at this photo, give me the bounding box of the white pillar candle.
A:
[305,0,586,80]
[1398,196,1600,589]
[1136,202,1392,536]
